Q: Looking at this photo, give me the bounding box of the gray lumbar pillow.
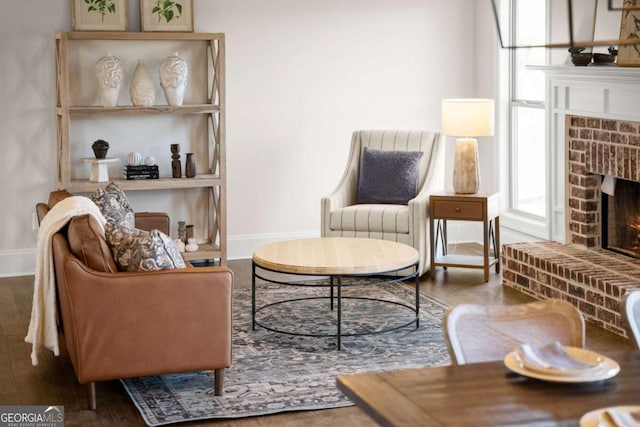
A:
[356,147,423,205]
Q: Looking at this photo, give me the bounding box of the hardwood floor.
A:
[0,251,632,426]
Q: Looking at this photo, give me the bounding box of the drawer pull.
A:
[455,207,461,212]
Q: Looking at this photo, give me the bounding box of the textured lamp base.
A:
[453,138,480,194]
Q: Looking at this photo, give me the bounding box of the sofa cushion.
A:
[105,222,186,272]
[68,214,118,273]
[48,189,73,209]
[356,147,423,205]
[329,204,410,234]
[91,182,135,227]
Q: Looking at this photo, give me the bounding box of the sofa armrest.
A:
[59,257,233,382]
[135,212,170,235]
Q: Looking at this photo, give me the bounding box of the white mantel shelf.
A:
[534,64,640,243]
[529,64,640,79]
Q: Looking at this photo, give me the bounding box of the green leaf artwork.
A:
[84,0,116,23]
[152,0,183,23]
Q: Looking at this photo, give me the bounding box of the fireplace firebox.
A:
[602,178,640,260]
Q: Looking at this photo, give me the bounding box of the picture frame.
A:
[72,0,128,31]
[617,1,640,66]
[141,0,194,32]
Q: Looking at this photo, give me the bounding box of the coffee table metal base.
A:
[251,262,420,350]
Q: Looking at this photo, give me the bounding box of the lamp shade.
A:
[441,99,495,138]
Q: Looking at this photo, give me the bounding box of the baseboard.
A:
[0,249,37,278]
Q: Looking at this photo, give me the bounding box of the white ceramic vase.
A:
[145,156,157,166]
[159,52,188,106]
[174,239,186,253]
[95,52,123,107]
[130,60,155,107]
[127,152,142,166]
[185,238,199,252]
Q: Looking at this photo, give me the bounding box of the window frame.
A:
[498,0,552,240]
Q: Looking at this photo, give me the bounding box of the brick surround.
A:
[566,116,640,249]
[503,116,640,338]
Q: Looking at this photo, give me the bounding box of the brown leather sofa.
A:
[36,197,233,410]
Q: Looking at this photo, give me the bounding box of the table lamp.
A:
[441,98,495,194]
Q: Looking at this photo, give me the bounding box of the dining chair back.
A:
[443,299,585,365]
[622,290,640,349]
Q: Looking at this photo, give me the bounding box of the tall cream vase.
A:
[159,52,188,106]
[95,52,123,107]
[130,60,155,107]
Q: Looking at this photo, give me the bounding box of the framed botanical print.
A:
[141,0,194,32]
[72,0,128,31]
[617,0,640,66]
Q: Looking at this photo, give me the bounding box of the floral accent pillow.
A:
[105,222,186,272]
[91,182,135,227]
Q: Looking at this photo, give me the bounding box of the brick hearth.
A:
[503,115,640,338]
[503,241,640,337]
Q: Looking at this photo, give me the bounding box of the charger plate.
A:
[504,347,620,383]
[579,405,640,427]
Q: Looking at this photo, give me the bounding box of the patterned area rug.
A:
[121,281,450,426]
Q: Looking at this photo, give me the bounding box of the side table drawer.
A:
[432,200,484,220]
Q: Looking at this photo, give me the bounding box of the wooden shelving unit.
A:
[55,31,227,265]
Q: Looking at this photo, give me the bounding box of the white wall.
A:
[0,0,481,276]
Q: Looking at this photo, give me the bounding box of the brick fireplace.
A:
[502,66,640,338]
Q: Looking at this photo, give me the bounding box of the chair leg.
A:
[86,382,96,410]
[214,369,224,396]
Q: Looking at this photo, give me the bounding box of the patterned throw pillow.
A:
[91,182,135,227]
[104,222,186,272]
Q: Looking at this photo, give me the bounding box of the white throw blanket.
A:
[25,196,106,366]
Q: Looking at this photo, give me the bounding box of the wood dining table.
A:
[336,350,640,426]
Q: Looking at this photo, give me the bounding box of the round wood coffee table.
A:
[251,237,420,350]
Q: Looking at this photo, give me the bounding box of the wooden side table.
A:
[429,192,500,282]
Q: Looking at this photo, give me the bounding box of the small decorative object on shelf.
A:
[177,221,187,243]
[171,143,182,178]
[95,52,123,107]
[185,238,199,252]
[130,60,155,107]
[186,224,194,240]
[592,46,618,65]
[185,152,196,178]
[174,238,186,252]
[127,151,143,166]
[159,52,188,106]
[82,157,119,183]
[123,164,159,180]
[569,47,592,66]
[145,156,157,166]
[91,139,109,159]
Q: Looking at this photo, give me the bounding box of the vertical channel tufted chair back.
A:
[321,130,445,276]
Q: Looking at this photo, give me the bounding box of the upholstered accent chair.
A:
[321,130,445,276]
[443,299,585,365]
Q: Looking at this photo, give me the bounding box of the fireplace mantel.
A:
[532,65,640,243]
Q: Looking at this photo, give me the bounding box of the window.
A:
[503,0,549,235]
